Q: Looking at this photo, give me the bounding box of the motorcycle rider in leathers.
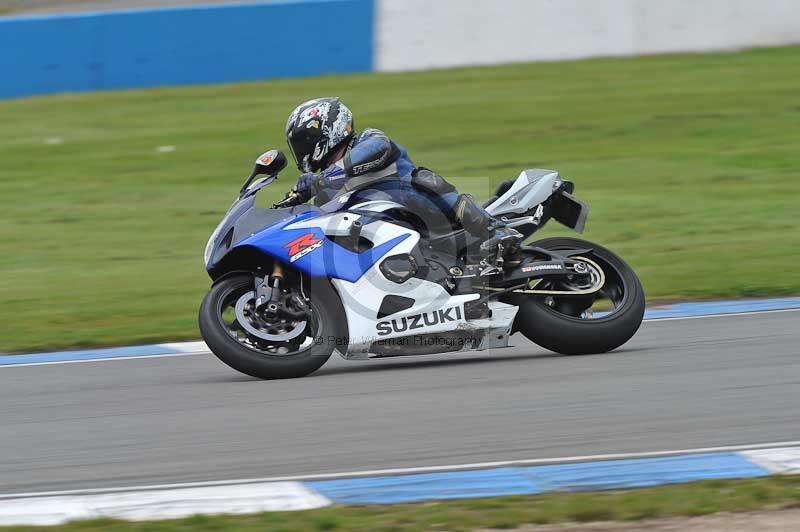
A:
[284,97,522,263]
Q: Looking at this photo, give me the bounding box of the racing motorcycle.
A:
[199,149,645,379]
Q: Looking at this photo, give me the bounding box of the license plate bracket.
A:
[550,191,589,233]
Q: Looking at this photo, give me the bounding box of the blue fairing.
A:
[233,211,409,283]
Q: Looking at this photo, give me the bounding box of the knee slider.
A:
[411,167,456,195]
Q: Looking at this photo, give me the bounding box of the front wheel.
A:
[199,274,345,379]
[512,237,645,355]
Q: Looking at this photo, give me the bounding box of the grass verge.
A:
[1,46,799,352]
[3,476,800,531]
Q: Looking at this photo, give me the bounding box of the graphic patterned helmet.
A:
[285,97,354,172]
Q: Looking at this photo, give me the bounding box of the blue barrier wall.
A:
[0,0,374,98]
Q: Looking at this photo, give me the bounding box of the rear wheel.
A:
[199,274,345,379]
[512,237,645,355]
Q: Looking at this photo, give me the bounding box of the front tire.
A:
[513,237,645,355]
[199,274,344,379]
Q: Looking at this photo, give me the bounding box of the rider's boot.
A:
[455,194,523,266]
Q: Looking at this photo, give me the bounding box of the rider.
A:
[284,97,522,263]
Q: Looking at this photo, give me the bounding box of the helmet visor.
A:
[287,127,323,172]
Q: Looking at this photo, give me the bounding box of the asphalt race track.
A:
[1,311,799,496]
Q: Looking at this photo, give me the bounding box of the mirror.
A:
[253,149,287,177]
[240,149,289,197]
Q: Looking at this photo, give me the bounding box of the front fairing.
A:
[206,193,410,283]
[204,193,257,271]
[234,213,408,282]
[204,184,321,275]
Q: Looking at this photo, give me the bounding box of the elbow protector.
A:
[344,135,400,176]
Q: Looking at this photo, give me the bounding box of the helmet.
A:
[285,97,354,172]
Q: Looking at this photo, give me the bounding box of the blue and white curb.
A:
[1,297,799,368]
[642,296,800,320]
[0,341,208,367]
[2,444,799,525]
[0,482,330,526]
[306,452,768,505]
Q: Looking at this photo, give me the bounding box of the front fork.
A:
[255,261,310,321]
[255,261,285,319]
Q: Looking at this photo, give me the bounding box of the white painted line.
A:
[0,482,330,526]
[741,447,800,474]
[4,440,800,500]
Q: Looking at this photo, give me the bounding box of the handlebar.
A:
[273,190,304,209]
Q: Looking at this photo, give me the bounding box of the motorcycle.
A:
[199,149,645,379]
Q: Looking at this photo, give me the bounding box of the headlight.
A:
[204,221,226,267]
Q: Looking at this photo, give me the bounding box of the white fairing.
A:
[290,204,519,359]
[485,169,560,216]
[348,200,407,212]
[332,219,477,357]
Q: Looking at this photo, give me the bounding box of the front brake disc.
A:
[234,291,307,342]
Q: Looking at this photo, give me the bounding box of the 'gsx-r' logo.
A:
[284,233,323,262]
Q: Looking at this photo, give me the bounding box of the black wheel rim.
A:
[535,250,630,322]
[215,282,321,357]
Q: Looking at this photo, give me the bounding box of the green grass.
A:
[3,476,800,531]
[1,46,799,352]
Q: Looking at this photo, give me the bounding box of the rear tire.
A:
[514,237,645,355]
[199,274,345,379]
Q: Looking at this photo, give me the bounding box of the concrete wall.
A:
[0,0,374,98]
[375,0,800,71]
[3,0,800,98]
[0,1,265,15]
